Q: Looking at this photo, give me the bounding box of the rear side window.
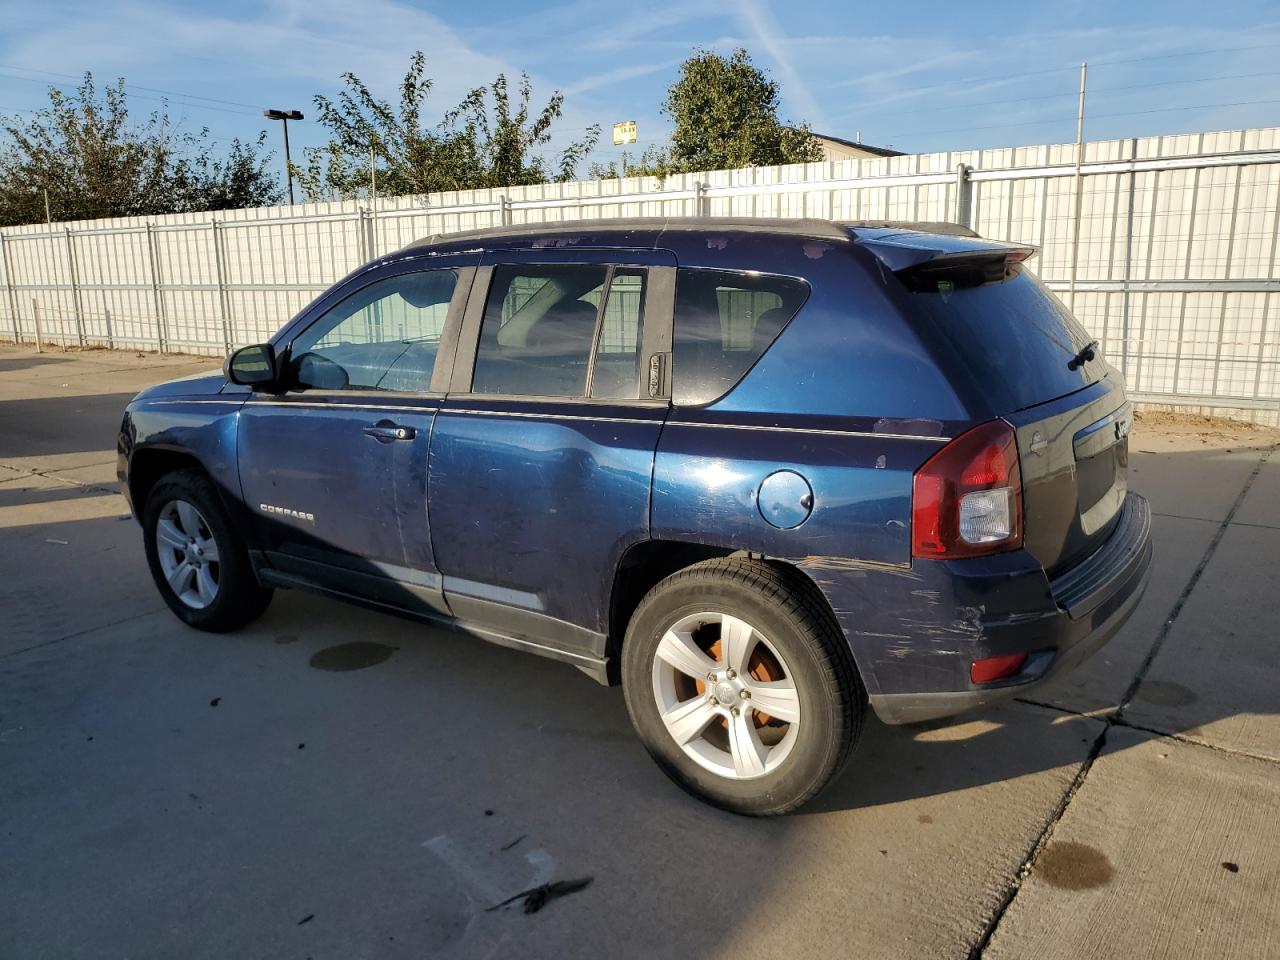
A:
[673,268,808,405]
[903,265,1101,412]
[472,264,608,397]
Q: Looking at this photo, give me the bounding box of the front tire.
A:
[142,469,272,632]
[622,558,864,816]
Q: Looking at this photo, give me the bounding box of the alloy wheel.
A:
[154,499,221,609]
[650,611,801,780]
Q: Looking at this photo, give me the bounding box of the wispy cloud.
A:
[735,0,828,129]
[560,59,682,98]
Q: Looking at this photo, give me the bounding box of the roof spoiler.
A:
[846,225,1036,291]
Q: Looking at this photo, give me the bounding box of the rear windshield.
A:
[903,265,1102,412]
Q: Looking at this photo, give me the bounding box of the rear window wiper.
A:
[1067,339,1098,370]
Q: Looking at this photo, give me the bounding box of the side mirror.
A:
[293,352,350,390]
[224,343,277,389]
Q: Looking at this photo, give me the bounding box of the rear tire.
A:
[142,469,272,632]
[622,558,864,816]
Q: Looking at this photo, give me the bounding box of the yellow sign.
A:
[612,120,637,146]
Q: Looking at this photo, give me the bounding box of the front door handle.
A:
[363,420,416,443]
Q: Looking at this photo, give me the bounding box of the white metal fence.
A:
[2,126,1279,423]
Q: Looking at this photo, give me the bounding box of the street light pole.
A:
[264,109,304,205]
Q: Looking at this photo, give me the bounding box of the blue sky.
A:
[3,0,1280,181]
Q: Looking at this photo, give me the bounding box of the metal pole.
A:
[1067,61,1087,312]
[370,144,377,206]
[282,118,295,206]
[32,298,42,353]
[211,221,233,356]
[1,234,21,345]
[63,226,85,346]
[43,189,51,225]
[146,223,167,353]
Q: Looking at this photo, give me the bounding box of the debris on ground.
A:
[485,877,593,915]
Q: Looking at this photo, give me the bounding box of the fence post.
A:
[146,223,167,353]
[499,195,512,226]
[953,163,972,228]
[63,226,86,347]
[32,298,43,353]
[364,208,378,260]
[1066,62,1088,312]
[1120,137,1137,382]
[0,234,20,345]
[695,181,707,217]
[211,220,233,356]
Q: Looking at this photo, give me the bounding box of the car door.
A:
[428,249,676,662]
[238,255,477,612]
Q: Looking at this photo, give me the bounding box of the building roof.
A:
[809,133,904,158]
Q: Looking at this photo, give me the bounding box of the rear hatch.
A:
[857,226,1130,576]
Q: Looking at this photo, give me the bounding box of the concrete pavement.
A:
[0,343,1276,959]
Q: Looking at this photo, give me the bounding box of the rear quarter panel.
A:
[650,236,983,699]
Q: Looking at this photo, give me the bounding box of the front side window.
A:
[672,268,809,405]
[472,264,610,398]
[289,269,458,392]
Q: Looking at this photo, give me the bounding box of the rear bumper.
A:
[809,492,1153,725]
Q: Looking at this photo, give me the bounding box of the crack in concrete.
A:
[971,442,1276,959]
[0,608,167,662]
[1015,697,1280,767]
[0,458,121,497]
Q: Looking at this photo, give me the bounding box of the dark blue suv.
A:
[118,218,1152,815]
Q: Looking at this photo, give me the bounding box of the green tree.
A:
[295,52,600,201]
[589,48,822,180]
[0,73,281,227]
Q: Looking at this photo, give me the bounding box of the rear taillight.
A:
[912,420,1023,559]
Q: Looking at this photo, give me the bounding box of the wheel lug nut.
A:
[731,707,741,716]
[740,690,751,700]
[726,669,736,679]
[707,672,717,681]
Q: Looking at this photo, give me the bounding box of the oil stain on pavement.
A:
[1133,680,1198,707]
[309,641,397,672]
[1036,841,1115,890]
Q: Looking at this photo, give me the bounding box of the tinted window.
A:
[472,264,608,397]
[290,270,457,392]
[903,266,1102,411]
[672,268,809,405]
[590,269,646,399]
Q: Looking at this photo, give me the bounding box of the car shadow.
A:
[0,355,68,374]
[0,392,137,460]
[1,417,1276,957]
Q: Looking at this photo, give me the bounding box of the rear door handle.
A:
[363,420,416,443]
